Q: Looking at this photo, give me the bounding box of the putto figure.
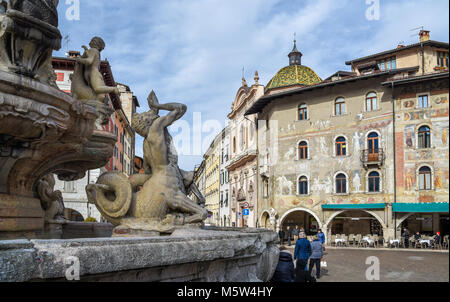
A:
[87,91,207,236]
[71,37,118,125]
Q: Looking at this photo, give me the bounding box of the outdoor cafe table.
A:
[390,239,400,245]
[419,239,431,247]
[335,238,345,244]
[362,237,373,245]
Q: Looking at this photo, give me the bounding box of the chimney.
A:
[419,30,430,43]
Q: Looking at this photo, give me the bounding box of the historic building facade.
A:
[227,73,264,227]
[219,126,231,226]
[247,32,448,242]
[204,133,221,225]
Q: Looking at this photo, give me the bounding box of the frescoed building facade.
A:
[246,32,448,241]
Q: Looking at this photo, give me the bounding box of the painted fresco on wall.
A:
[352,171,362,193]
[434,96,448,105]
[405,169,415,191]
[353,132,363,154]
[277,175,293,195]
[404,124,415,148]
[418,195,435,203]
[404,108,449,121]
[403,100,415,108]
[311,176,332,194]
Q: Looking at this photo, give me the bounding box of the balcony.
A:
[361,149,384,168]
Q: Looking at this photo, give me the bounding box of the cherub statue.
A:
[37,173,66,223]
[71,37,118,125]
[86,91,207,235]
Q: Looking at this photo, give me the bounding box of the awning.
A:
[392,203,449,213]
[322,203,386,210]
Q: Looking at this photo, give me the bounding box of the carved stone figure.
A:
[71,37,118,125]
[37,173,66,223]
[86,91,208,236]
[0,0,62,85]
[268,208,277,226]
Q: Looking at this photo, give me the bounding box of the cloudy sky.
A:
[55,0,449,171]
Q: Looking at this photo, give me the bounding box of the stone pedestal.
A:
[0,228,279,282]
[0,194,44,239]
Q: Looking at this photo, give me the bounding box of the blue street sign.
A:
[243,209,249,216]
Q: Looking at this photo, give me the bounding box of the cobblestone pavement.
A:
[283,246,449,282]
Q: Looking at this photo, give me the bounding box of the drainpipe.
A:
[391,81,397,238]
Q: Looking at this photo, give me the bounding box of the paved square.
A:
[284,246,449,282]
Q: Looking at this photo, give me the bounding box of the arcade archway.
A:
[326,210,385,236]
[280,208,322,235]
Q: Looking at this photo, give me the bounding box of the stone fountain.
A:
[0,0,116,239]
[0,0,278,282]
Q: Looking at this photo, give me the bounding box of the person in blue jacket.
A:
[293,232,311,273]
[317,229,326,250]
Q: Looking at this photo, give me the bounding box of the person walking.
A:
[293,232,311,275]
[294,259,316,283]
[287,226,293,246]
[309,235,323,279]
[293,225,300,243]
[402,228,410,248]
[317,229,326,251]
[270,246,295,282]
[278,228,285,246]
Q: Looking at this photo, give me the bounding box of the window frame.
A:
[297,175,309,196]
[365,92,378,112]
[417,125,431,149]
[297,140,309,160]
[298,103,308,121]
[418,166,433,191]
[367,170,381,193]
[334,97,346,116]
[335,136,347,157]
[335,172,348,194]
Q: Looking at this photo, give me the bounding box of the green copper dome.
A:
[265,64,322,92]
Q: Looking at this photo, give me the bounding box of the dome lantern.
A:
[288,36,302,66]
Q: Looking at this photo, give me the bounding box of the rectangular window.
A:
[377,57,396,71]
[56,72,64,82]
[419,173,432,190]
[437,51,449,67]
[418,95,429,108]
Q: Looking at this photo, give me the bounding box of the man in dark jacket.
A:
[295,259,316,283]
[278,228,285,245]
[402,228,410,248]
[309,235,323,279]
[271,247,295,282]
[293,232,311,272]
[287,226,292,246]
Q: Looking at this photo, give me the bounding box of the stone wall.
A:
[0,228,279,282]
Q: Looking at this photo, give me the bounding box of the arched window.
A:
[367,132,380,161]
[298,141,308,159]
[418,126,431,148]
[298,176,308,195]
[335,173,347,194]
[368,171,380,192]
[366,92,378,111]
[298,104,308,121]
[335,136,347,156]
[419,166,432,190]
[335,97,346,116]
